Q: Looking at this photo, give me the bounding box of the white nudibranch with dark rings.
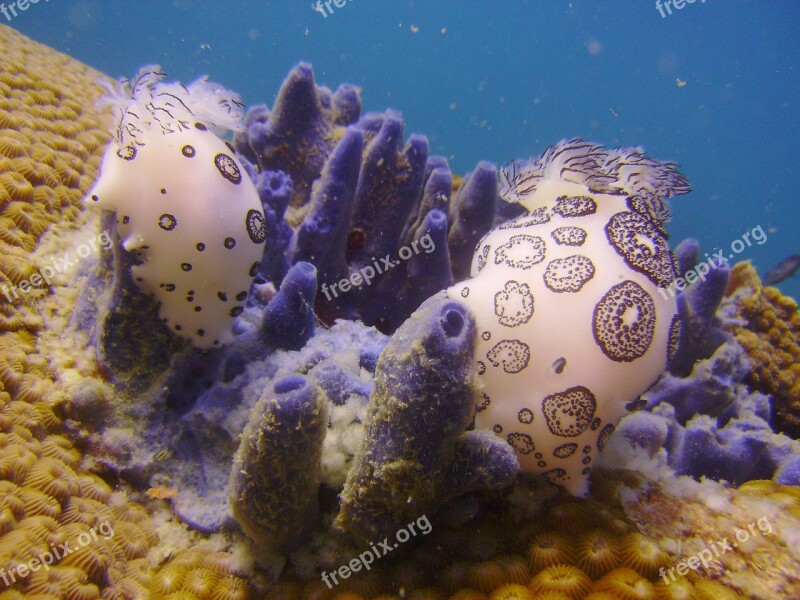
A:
[85,65,266,349]
[449,138,690,496]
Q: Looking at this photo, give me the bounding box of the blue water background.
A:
[10,0,800,299]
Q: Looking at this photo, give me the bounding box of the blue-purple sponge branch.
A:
[336,292,519,545]
[230,375,328,554]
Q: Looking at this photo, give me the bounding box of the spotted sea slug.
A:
[85,66,267,348]
[448,139,690,496]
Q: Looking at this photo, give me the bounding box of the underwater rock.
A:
[337,292,520,545]
[230,375,328,554]
[448,139,689,496]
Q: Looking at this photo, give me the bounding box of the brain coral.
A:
[723,261,800,438]
[0,24,254,599]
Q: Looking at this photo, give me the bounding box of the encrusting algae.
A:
[0,21,798,600]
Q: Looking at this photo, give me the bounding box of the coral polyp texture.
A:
[448,139,689,496]
[2,23,799,600]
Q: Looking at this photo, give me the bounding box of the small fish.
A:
[762,254,800,286]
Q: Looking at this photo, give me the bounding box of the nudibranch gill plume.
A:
[448,139,691,496]
[85,66,267,348]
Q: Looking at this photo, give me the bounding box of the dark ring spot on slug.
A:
[245,209,266,243]
[214,153,243,185]
[91,195,99,202]
[181,263,192,271]
[194,122,208,131]
[236,291,248,301]
[218,292,228,302]
[182,145,196,158]
[116,145,136,160]
[196,242,206,252]
[224,237,236,249]
[158,214,177,231]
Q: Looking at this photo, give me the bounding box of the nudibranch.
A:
[86,66,266,348]
[448,139,690,496]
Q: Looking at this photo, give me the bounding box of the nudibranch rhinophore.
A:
[448,139,690,496]
[86,66,266,348]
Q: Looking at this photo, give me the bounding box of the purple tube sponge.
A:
[243,63,361,208]
[232,63,510,335]
[447,161,498,280]
[614,339,800,486]
[294,127,364,290]
[670,238,732,376]
[253,169,294,284]
[336,292,519,545]
[348,112,429,270]
[261,261,317,351]
[402,164,452,247]
[775,456,800,486]
[230,375,328,554]
[405,209,454,310]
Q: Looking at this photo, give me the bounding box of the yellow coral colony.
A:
[0,25,256,599]
[449,140,688,496]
